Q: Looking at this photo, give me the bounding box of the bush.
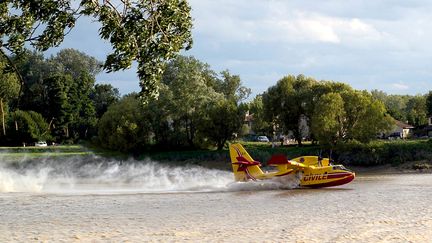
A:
[334,140,432,166]
[98,96,152,152]
[6,110,51,145]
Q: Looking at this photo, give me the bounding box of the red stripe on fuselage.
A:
[305,173,355,188]
[326,172,352,179]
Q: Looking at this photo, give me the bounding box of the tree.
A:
[248,95,272,136]
[98,95,151,152]
[426,91,432,117]
[201,100,243,150]
[311,92,345,146]
[49,48,102,78]
[311,90,393,146]
[215,70,251,104]
[161,56,223,148]
[262,74,316,145]
[90,84,120,118]
[64,72,97,140]
[0,0,193,100]
[45,74,74,140]
[405,95,427,126]
[370,90,410,121]
[13,49,99,142]
[341,90,392,142]
[146,83,175,147]
[0,58,20,136]
[14,50,60,112]
[7,110,51,145]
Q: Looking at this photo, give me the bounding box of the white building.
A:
[390,120,414,139]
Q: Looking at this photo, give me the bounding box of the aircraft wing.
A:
[286,160,308,170]
[267,154,309,170]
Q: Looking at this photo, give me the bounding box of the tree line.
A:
[1,49,432,151]
[2,1,432,153]
[0,49,120,145]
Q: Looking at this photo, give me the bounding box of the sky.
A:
[47,0,432,96]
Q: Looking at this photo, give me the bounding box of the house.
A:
[244,110,254,134]
[389,120,414,139]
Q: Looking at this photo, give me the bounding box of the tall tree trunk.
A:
[1,98,5,136]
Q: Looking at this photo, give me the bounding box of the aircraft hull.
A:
[300,172,355,188]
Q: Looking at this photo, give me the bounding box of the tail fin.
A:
[229,143,264,181]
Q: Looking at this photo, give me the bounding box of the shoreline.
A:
[1,145,431,175]
[349,161,432,175]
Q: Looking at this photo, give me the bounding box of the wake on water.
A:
[0,154,301,194]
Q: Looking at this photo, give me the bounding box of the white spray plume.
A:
[0,154,301,194]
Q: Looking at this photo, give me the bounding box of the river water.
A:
[0,157,431,242]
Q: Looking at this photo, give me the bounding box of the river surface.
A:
[0,158,431,242]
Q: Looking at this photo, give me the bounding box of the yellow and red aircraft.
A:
[229,143,355,188]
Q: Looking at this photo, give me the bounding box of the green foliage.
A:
[215,70,251,103]
[0,57,20,136]
[248,95,272,136]
[312,92,345,146]
[335,139,432,166]
[405,95,427,126]
[98,95,152,152]
[158,56,223,147]
[1,0,192,100]
[15,50,98,142]
[371,89,428,126]
[262,75,393,147]
[200,100,244,150]
[312,90,393,146]
[0,58,20,101]
[426,91,432,117]
[90,84,120,118]
[96,55,251,151]
[44,73,97,141]
[262,74,317,144]
[7,110,51,144]
[49,48,102,78]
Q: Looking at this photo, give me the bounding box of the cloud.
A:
[188,0,432,96]
[43,0,432,96]
[391,83,409,90]
[191,1,383,46]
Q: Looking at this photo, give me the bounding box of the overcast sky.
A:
[48,0,432,96]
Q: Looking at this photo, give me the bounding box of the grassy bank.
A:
[0,145,125,162]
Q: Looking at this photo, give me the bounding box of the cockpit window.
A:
[332,165,347,170]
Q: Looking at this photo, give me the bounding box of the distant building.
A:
[390,120,414,139]
[244,111,254,134]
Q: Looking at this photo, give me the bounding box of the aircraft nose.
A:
[347,172,355,182]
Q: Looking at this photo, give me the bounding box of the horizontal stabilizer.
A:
[234,156,261,166]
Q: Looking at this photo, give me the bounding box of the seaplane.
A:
[229,143,355,187]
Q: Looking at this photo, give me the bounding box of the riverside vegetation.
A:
[1,50,432,169]
[2,139,432,172]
